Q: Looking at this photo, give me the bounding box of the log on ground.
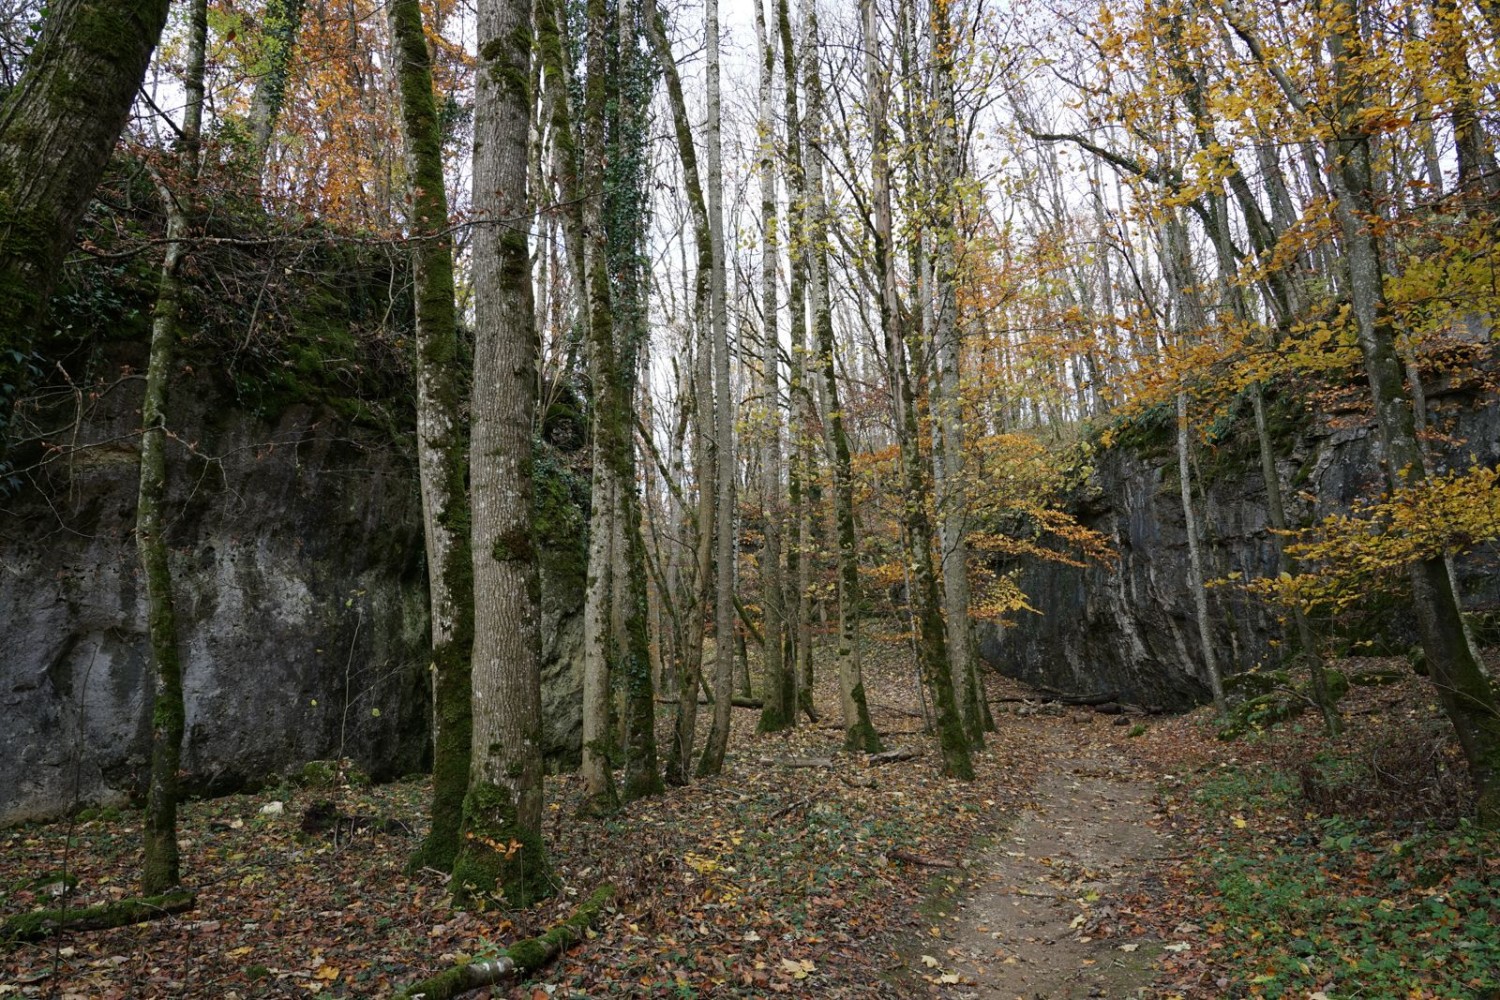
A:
[1,890,196,944]
[395,885,614,1000]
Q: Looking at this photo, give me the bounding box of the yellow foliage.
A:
[1239,465,1500,615]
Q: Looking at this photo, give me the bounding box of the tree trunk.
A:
[391,0,475,873]
[611,8,661,802]
[244,0,306,171]
[862,0,969,778]
[1176,391,1226,715]
[645,0,716,786]
[698,0,738,778]
[779,0,815,721]
[806,0,879,753]
[753,0,791,735]
[1325,3,1500,826]
[139,0,206,898]
[0,0,171,457]
[928,0,985,745]
[454,0,551,906]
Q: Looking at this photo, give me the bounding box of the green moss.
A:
[295,758,368,788]
[843,683,883,753]
[452,780,553,909]
[1,890,194,944]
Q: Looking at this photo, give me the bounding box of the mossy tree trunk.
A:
[0,0,171,459]
[753,0,791,736]
[454,0,552,907]
[862,0,968,777]
[535,0,617,814]
[1324,1,1500,827]
[927,0,985,745]
[390,0,474,872]
[779,0,814,723]
[138,0,206,898]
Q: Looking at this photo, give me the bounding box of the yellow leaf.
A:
[921,955,940,968]
[227,946,253,958]
[314,966,340,981]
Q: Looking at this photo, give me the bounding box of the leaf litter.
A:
[3,646,1495,998]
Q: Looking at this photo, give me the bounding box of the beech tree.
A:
[390,0,473,872]
[138,0,208,897]
[453,0,551,905]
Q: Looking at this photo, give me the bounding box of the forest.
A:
[0,0,1498,995]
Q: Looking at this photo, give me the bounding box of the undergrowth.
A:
[1152,670,1500,999]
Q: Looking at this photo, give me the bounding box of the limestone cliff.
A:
[981,361,1500,709]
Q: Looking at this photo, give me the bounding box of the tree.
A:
[754,0,792,735]
[861,0,970,778]
[644,0,717,787]
[926,0,987,742]
[804,0,880,754]
[0,0,172,460]
[1319,0,1500,824]
[698,0,738,779]
[244,0,307,170]
[390,0,474,872]
[453,0,552,905]
[138,0,207,896]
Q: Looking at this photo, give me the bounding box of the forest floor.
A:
[3,639,1499,999]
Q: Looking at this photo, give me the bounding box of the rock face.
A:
[980,368,1500,710]
[0,345,588,825]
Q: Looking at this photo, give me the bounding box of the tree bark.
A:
[928,0,985,745]
[454,0,552,906]
[698,0,738,778]
[244,0,306,171]
[395,886,613,1000]
[753,0,791,735]
[0,0,171,457]
[391,0,475,873]
[1325,1,1500,826]
[139,0,206,898]
[806,0,880,753]
[862,0,969,778]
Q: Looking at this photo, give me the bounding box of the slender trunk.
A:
[782,0,815,711]
[928,0,984,744]
[1326,3,1500,826]
[806,0,879,753]
[1177,392,1227,714]
[754,0,791,734]
[645,0,716,785]
[863,0,968,776]
[613,2,661,802]
[580,460,619,811]
[698,0,737,777]
[391,0,474,870]
[563,0,620,812]
[139,0,206,898]
[455,0,552,905]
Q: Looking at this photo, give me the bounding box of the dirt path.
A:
[926,722,1169,999]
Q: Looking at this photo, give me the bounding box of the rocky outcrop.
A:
[0,344,588,825]
[980,364,1500,709]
